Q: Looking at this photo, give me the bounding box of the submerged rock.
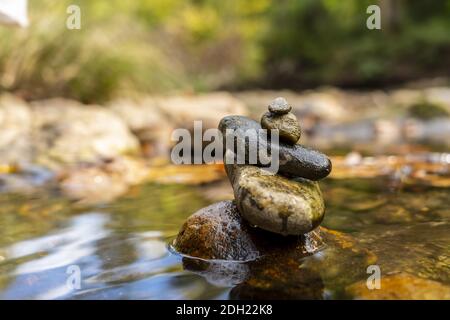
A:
[346,273,450,300]
[226,164,325,235]
[229,259,325,300]
[261,111,301,145]
[354,222,450,284]
[180,225,377,299]
[174,200,324,260]
[219,115,331,180]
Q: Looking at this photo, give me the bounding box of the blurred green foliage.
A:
[0,0,270,102]
[263,0,450,88]
[0,0,449,102]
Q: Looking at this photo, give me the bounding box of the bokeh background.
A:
[1,0,450,102]
[0,0,449,300]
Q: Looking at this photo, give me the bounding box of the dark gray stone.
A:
[219,115,332,180]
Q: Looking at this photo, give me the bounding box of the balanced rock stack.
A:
[261,97,301,144]
[175,97,332,260]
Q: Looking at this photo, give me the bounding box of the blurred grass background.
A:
[0,0,449,103]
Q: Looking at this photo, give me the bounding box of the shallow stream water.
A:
[0,175,448,299]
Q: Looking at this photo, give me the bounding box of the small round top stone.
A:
[268,97,292,114]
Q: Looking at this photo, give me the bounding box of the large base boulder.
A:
[174,200,324,261]
[175,203,378,299]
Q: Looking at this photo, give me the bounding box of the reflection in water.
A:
[8,213,110,275]
[0,213,109,299]
[181,257,250,287]
[181,256,326,300]
[179,226,376,300]
[0,179,448,299]
[0,183,227,299]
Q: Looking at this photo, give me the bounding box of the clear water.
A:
[0,177,448,299]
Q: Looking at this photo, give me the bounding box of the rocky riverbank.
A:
[1,86,450,204]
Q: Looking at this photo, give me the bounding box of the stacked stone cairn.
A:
[175,97,332,260]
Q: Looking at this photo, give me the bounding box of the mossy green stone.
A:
[261,112,301,145]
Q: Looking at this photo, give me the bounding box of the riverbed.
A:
[0,170,448,299]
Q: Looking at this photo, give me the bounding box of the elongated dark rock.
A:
[219,115,332,180]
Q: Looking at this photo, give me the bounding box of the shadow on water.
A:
[0,176,448,299]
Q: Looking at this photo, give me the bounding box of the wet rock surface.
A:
[226,165,325,235]
[174,200,324,261]
[356,222,450,284]
[175,200,260,261]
